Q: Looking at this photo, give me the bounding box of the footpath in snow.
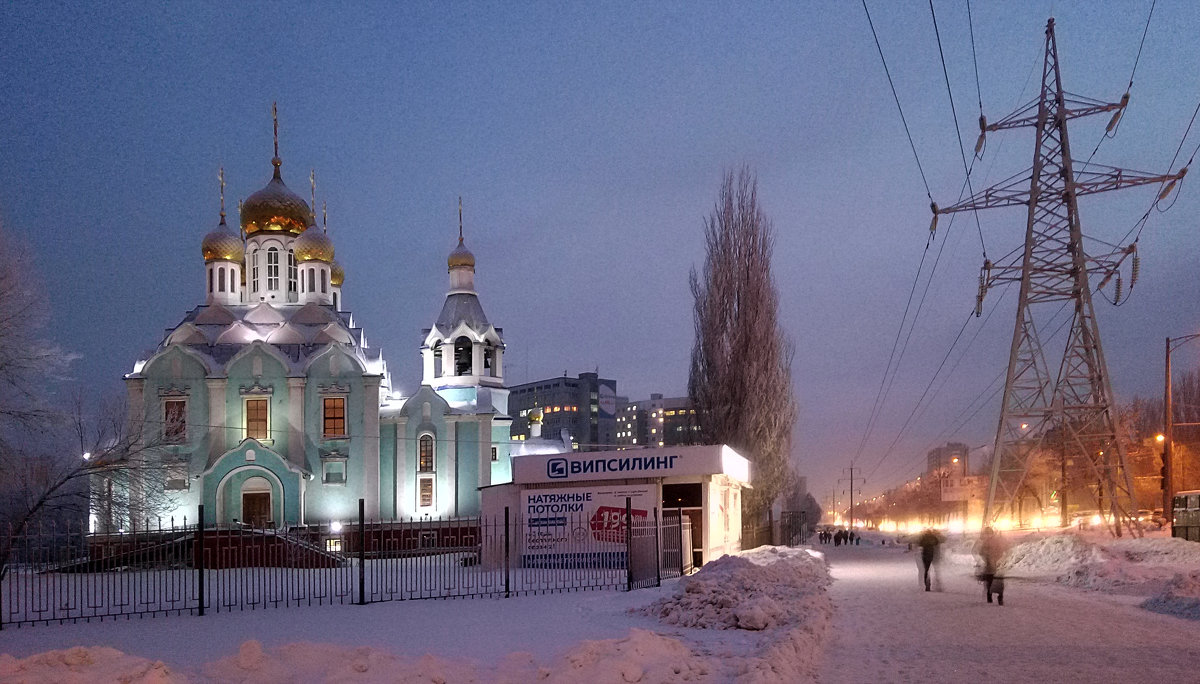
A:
[818,530,1200,684]
[3,531,1200,682]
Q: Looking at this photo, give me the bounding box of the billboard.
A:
[521,484,654,568]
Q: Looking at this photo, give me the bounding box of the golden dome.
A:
[201,216,244,262]
[240,161,312,237]
[330,259,344,287]
[448,238,475,270]
[529,407,543,424]
[293,227,335,263]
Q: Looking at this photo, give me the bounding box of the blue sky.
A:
[3,1,1200,505]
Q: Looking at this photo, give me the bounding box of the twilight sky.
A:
[3,1,1200,507]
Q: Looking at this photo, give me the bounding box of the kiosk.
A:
[481,444,751,568]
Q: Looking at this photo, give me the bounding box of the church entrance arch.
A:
[215,466,284,528]
[242,476,273,528]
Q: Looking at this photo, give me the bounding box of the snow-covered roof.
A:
[131,302,389,385]
[434,292,491,335]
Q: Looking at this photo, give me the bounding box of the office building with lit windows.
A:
[507,372,617,450]
[616,394,702,448]
[101,123,514,532]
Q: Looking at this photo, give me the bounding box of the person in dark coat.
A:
[917,528,941,592]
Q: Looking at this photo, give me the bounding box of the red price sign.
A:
[589,506,647,543]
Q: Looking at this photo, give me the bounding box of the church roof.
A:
[132,302,387,380]
[433,292,491,335]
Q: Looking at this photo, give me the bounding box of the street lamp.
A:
[1165,333,1200,531]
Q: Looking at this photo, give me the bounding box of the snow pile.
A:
[1000,532,1200,601]
[639,546,829,630]
[1003,533,1110,576]
[550,629,714,683]
[637,546,833,682]
[0,646,184,684]
[1142,570,1200,620]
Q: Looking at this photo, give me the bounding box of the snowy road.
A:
[817,542,1200,684]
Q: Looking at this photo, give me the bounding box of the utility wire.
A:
[929,0,988,260]
[1080,0,1157,168]
[862,0,934,201]
[967,0,983,114]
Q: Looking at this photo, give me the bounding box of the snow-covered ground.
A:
[2,531,1199,682]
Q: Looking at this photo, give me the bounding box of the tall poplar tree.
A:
[688,167,797,520]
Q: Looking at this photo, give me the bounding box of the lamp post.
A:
[1165,333,1200,532]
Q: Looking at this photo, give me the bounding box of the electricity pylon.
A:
[934,18,1185,537]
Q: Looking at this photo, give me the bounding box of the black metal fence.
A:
[0,500,693,629]
[741,510,809,551]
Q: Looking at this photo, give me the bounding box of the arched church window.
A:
[251,250,260,294]
[287,250,297,294]
[484,345,495,374]
[218,267,226,293]
[418,434,435,472]
[308,268,315,294]
[321,269,328,294]
[454,337,472,376]
[208,268,213,294]
[333,292,339,310]
[267,248,280,291]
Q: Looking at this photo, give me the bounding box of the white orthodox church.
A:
[105,120,512,531]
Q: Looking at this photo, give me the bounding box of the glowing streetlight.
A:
[330,521,343,533]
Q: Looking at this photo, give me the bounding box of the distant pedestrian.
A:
[917,528,942,592]
[976,527,1007,605]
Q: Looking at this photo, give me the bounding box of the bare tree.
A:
[0,391,180,577]
[0,225,173,577]
[0,225,73,437]
[689,167,797,520]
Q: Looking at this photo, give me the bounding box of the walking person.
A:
[976,527,1007,605]
[917,528,941,592]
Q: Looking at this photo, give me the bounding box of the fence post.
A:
[503,507,510,598]
[625,497,633,592]
[677,507,685,576]
[196,504,205,617]
[358,498,366,605]
[654,507,660,588]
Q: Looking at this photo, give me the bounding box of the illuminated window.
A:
[490,446,498,462]
[323,397,346,438]
[246,399,269,440]
[163,399,186,443]
[419,434,435,472]
[418,475,435,509]
[267,247,280,290]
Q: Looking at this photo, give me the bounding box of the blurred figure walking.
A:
[976,527,1007,605]
[917,528,941,592]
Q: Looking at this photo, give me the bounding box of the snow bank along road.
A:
[818,540,1200,684]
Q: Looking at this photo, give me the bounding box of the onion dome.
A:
[201,215,244,263]
[448,237,475,270]
[293,227,335,263]
[240,159,312,237]
[330,259,344,286]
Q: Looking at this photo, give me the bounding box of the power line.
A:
[862,0,934,201]
[966,0,982,114]
[929,0,987,260]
